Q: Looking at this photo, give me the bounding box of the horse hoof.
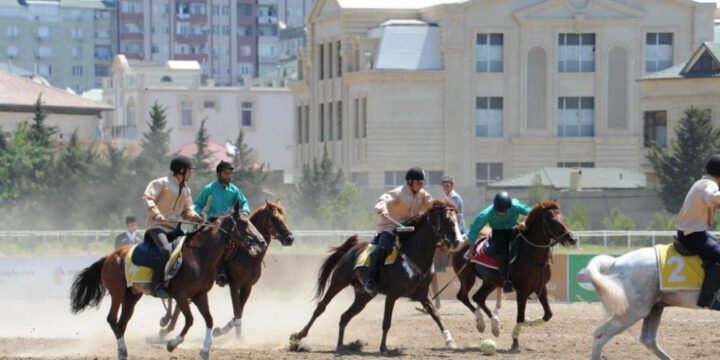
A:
[476,322,486,333]
[212,327,222,337]
[118,349,128,360]
[446,340,458,349]
[492,328,500,337]
[509,345,521,353]
[491,319,500,337]
[199,349,210,360]
[166,341,176,353]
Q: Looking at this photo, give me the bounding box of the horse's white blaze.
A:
[202,328,212,353]
[117,337,127,352]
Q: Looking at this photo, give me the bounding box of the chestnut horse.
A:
[451,201,576,351]
[69,204,265,360]
[158,200,295,339]
[290,200,463,354]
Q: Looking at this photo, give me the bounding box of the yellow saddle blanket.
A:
[125,236,186,287]
[357,244,400,268]
[655,244,704,290]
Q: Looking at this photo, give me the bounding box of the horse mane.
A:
[525,200,560,228]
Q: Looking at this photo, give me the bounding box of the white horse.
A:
[586,247,707,360]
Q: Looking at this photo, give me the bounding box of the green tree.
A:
[192,118,212,173]
[90,143,137,228]
[231,129,268,206]
[602,207,636,230]
[525,173,549,205]
[317,182,374,230]
[292,145,343,219]
[647,210,676,231]
[136,101,172,176]
[28,94,58,147]
[648,106,720,212]
[566,204,591,231]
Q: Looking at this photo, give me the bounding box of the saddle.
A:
[467,234,519,270]
[356,244,401,268]
[126,236,186,290]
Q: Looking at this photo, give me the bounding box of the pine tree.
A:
[292,145,344,219]
[648,106,720,211]
[29,94,58,147]
[136,101,172,176]
[192,117,211,173]
[232,129,267,206]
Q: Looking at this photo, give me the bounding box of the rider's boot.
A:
[216,262,229,287]
[698,262,720,310]
[152,257,170,298]
[497,255,514,293]
[362,246,382,294]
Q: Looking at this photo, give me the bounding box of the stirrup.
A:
[154,285,170,299]
[502,280,515,294]
[362,279,377,295]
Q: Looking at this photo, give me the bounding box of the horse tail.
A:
[315,235,359,300]
[70,257,107,314]
[586,255,628,317]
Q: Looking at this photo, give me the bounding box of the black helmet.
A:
[405,167,425,181]
[707,155,720,177]
[170,155,193,174]
[493,191,512,213]
[216,160,234,173]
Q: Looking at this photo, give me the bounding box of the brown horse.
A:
[158,200,295,339]
[290,200,463,355]
[69,203,265,360]
[451,201,576,352]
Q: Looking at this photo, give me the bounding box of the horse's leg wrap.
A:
[491,314,500,337]
[525,317,545,327]
[234,318,242,338]
[442,329,456,348]
[117,337,127,360]
[200,328,212,360]
[512,323,522,340]
[474,308,485,332]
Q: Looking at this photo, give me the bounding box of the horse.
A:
[451,201,576,351]
[69,203,265,360]
[289,200,463,354]
[586,242,715,359]
[157,200,295,340]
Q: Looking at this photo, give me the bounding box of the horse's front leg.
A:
[538,286,553,322]
[214,283,251,339]
[511,289,528,352]
[419,297,457,349]
[379,296,398,355]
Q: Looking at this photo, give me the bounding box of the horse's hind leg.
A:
[291,274,348,343]
[419,297,457,349]
[105,288,125,360]
[379,295,398,355]
[192,293,214,360]
[591,316,634,360]
[456,268,476,314]
[336,291,374,352]
[640,304,671,360]
[471,281,498,335]
[167,295,193,353]
[159,305,181,339]
[214,284,251,339]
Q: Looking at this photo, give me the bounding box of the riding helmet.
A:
[216,160,234,173]
[707,154,720,177]
[405,167,426,181]
[170,155,194,174]
[493,191,513,213]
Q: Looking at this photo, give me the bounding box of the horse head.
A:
[219,202,267,255]
[251,199,295,246]
[406,200,462,251]
[524,200,577,247]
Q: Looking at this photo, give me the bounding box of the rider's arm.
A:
[236,189,251,216]
[142,178,164,219]
[181,188,202,222]
[466,207,491,246]
[193,184,210,216]
[514,199,532,216]
[374,187,400,216]
[703,182,720,207]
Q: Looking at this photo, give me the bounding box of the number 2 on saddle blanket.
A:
[655,243,703,290]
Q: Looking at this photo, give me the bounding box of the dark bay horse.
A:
[70,204,265,360]
[451,201,576,351]
[290,200,463,354]
[158,200,295,339]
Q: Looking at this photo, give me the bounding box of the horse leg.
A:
[214,284,251,339]
[336,291,374,353]
[192,293,214,360]
[456,270,476,314]
[159,304,182,339]
[167,295,193,353]
[510,290,530,352]
[379,295,398,355]
[640,304,672,360]
[591,315,636,360]
[105,288,125,360]
[471,282,497,335]
[113,290,141,360]
[538,286,553,322]
[159,298,173,327]
[419,297,457,349]
[290,276,347,343]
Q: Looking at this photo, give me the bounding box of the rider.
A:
[361,166,434,294]
[142,155,203,298]
[194,160,251,287]
[676,154,720,310]
[465,191,531,293]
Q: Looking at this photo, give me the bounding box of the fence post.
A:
[652,232,656,247]
[627,232,631,248]
[56,231,60,244]
[603,232,608,247]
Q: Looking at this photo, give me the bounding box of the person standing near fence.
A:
[114,215,141,249]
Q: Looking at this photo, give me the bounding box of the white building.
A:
[291,0,716,191]
[104,55,295,181]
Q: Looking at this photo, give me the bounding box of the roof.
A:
[80,88,103,102]
[640,42,720,80]
[488,167,646,189]
[0,70,112,113]
[167,61,201,70]
[369,20,443,70]
[0,62,33,77]
[175,140,234,170]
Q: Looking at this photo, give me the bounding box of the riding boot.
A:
[497,255,514,293]
[362,246,382,294]
[216,262,228,287]
[152,258,170,298]
[698,262,720,310]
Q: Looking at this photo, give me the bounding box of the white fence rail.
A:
[0,229,697,249]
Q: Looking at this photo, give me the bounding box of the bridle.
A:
[259,207,292,242]
[426,207,458,249]
[517,207,571,249]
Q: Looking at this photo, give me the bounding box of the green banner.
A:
[568,254,601,302]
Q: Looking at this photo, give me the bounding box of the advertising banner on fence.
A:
[0,256,98,300]
[568,254,600,302]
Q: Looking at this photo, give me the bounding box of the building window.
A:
[643,111,667,147]
[558,97,594,137]
[476,163,503,186]
[384,171,406,187]
[646,33,673,72]
[328,102,333,141]
[190,3,206,15]
[476,33,503,72]
[558,33,595,72]
[319,104,325,141]
[475,97,503,137]
[95,46,112,60]
[296,106,303,144]
[318,44,324,80]
[221,5,229,15]
[362,97,367,138]
[557,162,595,168]
[328,42,333,80]
[238,25,252,36]
[337,101,343,140]
[37,26,50,39]
[7,25,18,37]
[337,40,342,77]
[72,65,83,77]
[353,98,360,139]
[37,46,52,59]
[240,45,252,57]
[95,65,109,77]
[237,4,252,16]
[121,0,143,14]
[37,65,52,76]
[241,102,253,127]
[71,27,83,39]
[181,101,193,127]
[689,51,720,74]
[203,101,215,109]
[71,46,82,59]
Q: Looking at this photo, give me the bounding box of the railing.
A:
[0,229,687,249]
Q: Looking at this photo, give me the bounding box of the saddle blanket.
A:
[356,244,400,268]
[468,237,498,270]
[125,236,186,287]
[655,243,703,290]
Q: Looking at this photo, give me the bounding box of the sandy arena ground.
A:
[2,258,720,360]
